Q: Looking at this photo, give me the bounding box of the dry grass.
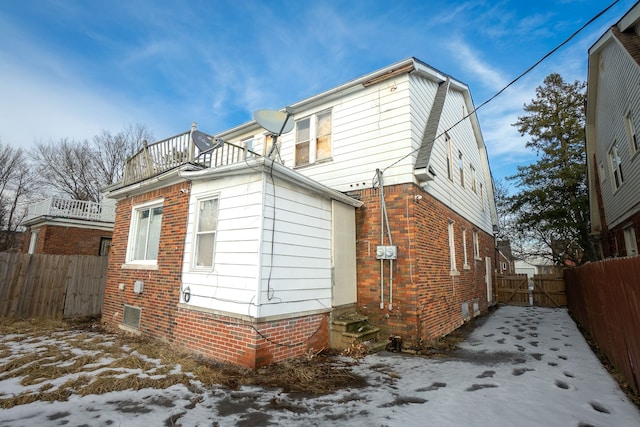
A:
[0,318,366,408]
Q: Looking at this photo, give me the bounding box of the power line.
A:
[382,0,621,174]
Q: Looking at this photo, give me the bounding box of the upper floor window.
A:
[458,151,464,187]
[470,165,477,193]
[625,111,638,154]
[609,141,624,189]
[127,201,163,264]
[446,134,453,181]
[193,197,219,269]
[295,110,332,166]
[243,138,255,158]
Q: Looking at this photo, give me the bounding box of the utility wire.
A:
[382,0,621,174]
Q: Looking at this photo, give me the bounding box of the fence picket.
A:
[0,253,108,320]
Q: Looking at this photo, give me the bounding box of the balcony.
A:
[122,128,258,186]
[24,197,116,224]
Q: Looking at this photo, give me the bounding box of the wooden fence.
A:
[0,253,108,320]
[565,257,640,395]
[497,273,566,307]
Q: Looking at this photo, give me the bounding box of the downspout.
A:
[382,192,394,311]
[377,169,395,311]
[379,170,385,310]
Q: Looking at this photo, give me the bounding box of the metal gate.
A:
[497,274,566,307]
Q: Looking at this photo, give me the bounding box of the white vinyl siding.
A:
[182,172,341,318]
[215,69,495,235]
[593,41,640,229]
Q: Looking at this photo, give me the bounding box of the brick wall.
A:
[173,309,328,369]
[102,182,190,343]
[353,183,495,349]
[23,224,111,255]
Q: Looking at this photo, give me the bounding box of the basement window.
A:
[122,305,141,329]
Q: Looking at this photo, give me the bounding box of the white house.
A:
[586,2,640,258]
[102,57,498,368]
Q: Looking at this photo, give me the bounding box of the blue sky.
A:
[0,0,637,186]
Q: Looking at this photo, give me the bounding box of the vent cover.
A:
[123,305,141,329]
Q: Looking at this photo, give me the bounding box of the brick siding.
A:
[353,183,495,349]
[23,225,112,255]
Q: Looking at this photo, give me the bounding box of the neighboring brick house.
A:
[21,198,115,256]
[586,2,640,258]
[102,57,498,368]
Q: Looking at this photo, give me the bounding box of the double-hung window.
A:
[446,135,453,181]
[458,151,464,187]
[448,221,458,275]
[625,111,638,154]
[128,202,163,264]
[609,141,624,189]
[473,230,480,259]
[194,197,219,269]
[295,110,332,166]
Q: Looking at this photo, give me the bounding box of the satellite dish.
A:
[192,130,224,154]
[191,130,215,152]
[254,109,294,135]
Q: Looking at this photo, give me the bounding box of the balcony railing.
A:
[25,197,116,223]
[122,129,258,186]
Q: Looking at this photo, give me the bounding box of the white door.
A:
[332,201,357,307]
[485,256,493,303]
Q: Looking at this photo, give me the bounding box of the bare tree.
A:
[0,143,37,251]
[91,123,152,187]
[33,138,99,201]
[33,124,153,202]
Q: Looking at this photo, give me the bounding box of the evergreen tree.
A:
[508,73,596,265]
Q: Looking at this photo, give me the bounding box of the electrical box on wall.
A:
[376,245,398,260]
[133,280,144,294]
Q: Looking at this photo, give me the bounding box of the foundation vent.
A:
[123,305,141,329]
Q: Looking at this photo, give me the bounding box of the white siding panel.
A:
[257,178,334,317]
[181,174,263,316]
[417,82,494,233]
[595,41,640,228]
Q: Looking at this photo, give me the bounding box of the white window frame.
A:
[470,165,477,193]
[458,151,464,187]
[473,230,480,260]
[623,225,638,257]
[462,227,470,270]
[446,134,453,181]
[625,111,638,155]
[243,137,255,158]
[295,109,332,167]
[448,221,458,275]
[192,196,219,270]
[609,141,624,190]
[126,200,164,266]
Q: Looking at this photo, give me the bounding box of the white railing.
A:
[25,197,116,223]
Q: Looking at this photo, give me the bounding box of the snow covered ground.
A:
[1,305,639,426]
